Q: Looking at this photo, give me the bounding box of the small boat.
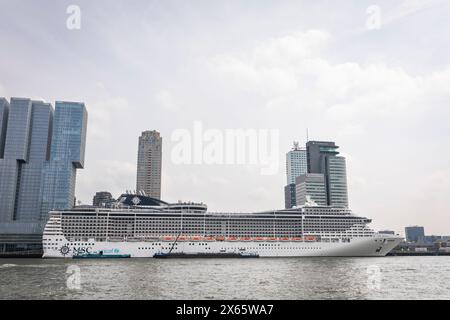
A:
[73,251,131,259]
[161,236,175,242]
[292,237,303,242]
[254,237,265,241]
[204,236,215,242]
[240,237,252,242]
[267,237,278,241]
[304,236,317,242]
[153,252,259,259]
[177,236,189,242]
[279,237,290,242]
[215,236,225,241]
[239,252,259,258]
[227,236,238,241]
[190,236,202,242]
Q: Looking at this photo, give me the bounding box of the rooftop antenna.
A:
[306,128,309,143]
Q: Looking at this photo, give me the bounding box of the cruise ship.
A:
[42,194,402,258]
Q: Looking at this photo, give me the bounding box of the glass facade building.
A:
[284,142,307,208]
[306,141,349,208]
[295,173,327,206]
[40,101,87,220]
[405,226,425,243]
[0,97,87,255]
[284,183,297,209]
[286,143,307,185]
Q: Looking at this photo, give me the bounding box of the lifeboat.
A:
[161,236,175,242]
[304,236,317,242]
[267,237,278,241]
[227,236,238,241]
[254,237,265,241]
[204,236,215,242]
[177,236,188,242]
[216,236,225,241]
[279,237,290,242]
[292,237,303,242]
[190,236,202,242]
[240,237,252,242]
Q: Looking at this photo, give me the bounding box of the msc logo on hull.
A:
[59,245,93,256]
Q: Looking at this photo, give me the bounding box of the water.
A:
[1,257,450,300]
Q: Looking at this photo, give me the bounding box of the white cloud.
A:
[209,29,450,128]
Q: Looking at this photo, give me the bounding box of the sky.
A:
[1,0,450,235]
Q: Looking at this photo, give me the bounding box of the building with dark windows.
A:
[306,141,349,207]
[93,191,115,207]
[405,226,425,243]
[136,130,162,199]
[0,97,87,256]
[40,101,87,220]
[284,142,307,208]
[284,184,297,209]
[295,173,327,206]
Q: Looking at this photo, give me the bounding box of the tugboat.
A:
[73,250,131,259]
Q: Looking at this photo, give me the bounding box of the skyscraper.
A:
[40,101,88,219]
[0,97,87,255]
[306,141,349,207]
[286,142,307,185]
[0,98,52,227]
[136,130,162,199]
[284,142,307,208]
[295,173,327,206]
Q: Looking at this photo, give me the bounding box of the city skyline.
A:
[1,1,450,234]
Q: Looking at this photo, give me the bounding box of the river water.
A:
[1,257,449,300]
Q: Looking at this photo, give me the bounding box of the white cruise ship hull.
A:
[43,236,402,258]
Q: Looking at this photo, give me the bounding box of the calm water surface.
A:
[1,257,450,299]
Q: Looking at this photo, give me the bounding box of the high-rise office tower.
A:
[284,142,307,208]
[0,97,87,255]
[306,141,349,207]
[286,142,308,185]
[295,173,327,206]
[136,130,162,199]
[0,98,53,227]
[40,102,88,219]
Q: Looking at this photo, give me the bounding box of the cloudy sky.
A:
[1,0,449,235]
